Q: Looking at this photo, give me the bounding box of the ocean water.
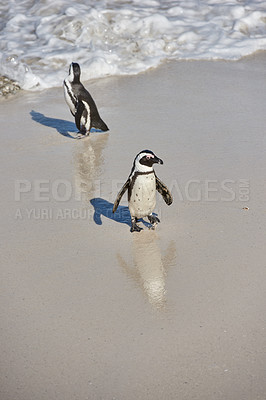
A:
[0,0,266,91]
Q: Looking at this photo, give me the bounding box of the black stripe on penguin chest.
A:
[128,171,155,202]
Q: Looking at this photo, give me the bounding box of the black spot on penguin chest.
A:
[128,172,155,202]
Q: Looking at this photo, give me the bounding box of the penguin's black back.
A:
[72,82,108,131]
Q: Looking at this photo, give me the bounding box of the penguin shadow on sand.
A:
[30,110,77,138]
[30,110,106,139]
[117,231,176,310]
[90,198,132,228]
[90,198,159,229]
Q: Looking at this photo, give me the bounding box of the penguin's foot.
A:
[75,132,85,139]
[130,223,143,233]
[148,214,160,225]
[130,218,143,233]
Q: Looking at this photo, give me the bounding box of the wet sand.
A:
[1,53,266,400]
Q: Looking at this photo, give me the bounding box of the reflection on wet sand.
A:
[73,134,108,203]
[118,231,176,310]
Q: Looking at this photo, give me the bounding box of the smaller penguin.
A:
[63,62,109,136]
[113,150,173,232]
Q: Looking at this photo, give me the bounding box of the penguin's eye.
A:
[146,155,153,160]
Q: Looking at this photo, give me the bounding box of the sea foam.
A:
[0,0,266,91]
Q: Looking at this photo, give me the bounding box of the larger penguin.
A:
[113,150,173,232]
[63,62,109,136]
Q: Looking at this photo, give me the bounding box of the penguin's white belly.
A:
[129,174,156,218]
[63,79,76,115]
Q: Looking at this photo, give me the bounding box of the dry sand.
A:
[1,53,266,400]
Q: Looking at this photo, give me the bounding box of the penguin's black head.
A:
[134,150,163,172]
[69,62,81,82]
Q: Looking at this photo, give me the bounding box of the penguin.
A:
[63,62,109,136]
[113,150,173,232]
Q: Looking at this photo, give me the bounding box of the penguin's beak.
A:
[154,156,163,165]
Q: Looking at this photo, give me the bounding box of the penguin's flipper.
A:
[75,101,85,132]
[81,90,109,132]
[92,117,109,132]
[113,179,130,213]
[155,175,173,205]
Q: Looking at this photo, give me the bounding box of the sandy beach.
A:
[1,53,266,400]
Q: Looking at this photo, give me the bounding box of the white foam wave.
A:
[0,0,266,90]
